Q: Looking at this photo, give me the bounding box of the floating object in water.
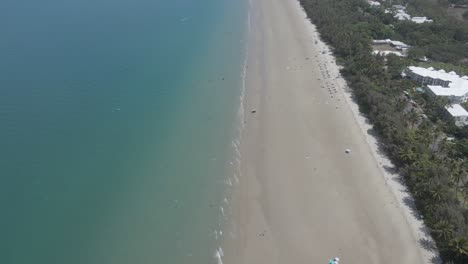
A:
[345,149,351,154]
[250,109,257,114]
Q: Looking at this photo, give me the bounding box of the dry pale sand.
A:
[222,0,438,263]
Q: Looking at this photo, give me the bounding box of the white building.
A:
[395,9,411,20]
[392,5,406,10]
[372,50,404,57]
[372,39,410,49]
[411,17,433,23]
[372,39,410,57]
[368,0,381,7]
[427,84,468,103]
[372,39,388,44]
[386,5,432,23]
[404,66,468,103]
[418,56,429,62]
[389,40,411,50]
[445,104,468,127]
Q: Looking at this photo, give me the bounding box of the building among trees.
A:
[445,104,468,126]
[367,0,381,7]
[411,16,433,23]
[404,66,468,103]
[385,5,433,23]
[372,39,410,56]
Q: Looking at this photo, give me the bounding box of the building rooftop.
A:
[386,6,433,23]
[392,5,406,10]
[408,66,468,85]
[389,40,410,48]
[411,17,433,23]
[372,39,410,48]
[372,50,404,57]
[446,104,468,117]
[368,0,381,6]
[428,85,468,96]
[409,66,468,97]
[395,10,411,20]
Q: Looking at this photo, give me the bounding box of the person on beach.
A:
[328,257,339,264]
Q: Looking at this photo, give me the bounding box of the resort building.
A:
[394,9,411,20]
[386,5,432,23]
[403,66,468,103]
[372,39,410,57]
[418,56,429,62]
[445,104,468,127]
[392,5,406,10]
[427,85,468,103]
[372,39,411,49]
[367,0,381,7]
[390,40,410,50]
[411,17,433,23]
[372,50,404,57]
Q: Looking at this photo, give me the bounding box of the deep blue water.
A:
[0,0,246,263]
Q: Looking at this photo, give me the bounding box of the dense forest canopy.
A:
[449,0,468,6]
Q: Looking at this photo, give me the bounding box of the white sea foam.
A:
[226,178,232,186]
[214,247,224,264]
[212,3,252,260]
[220,206,225,217]
[180,17,190,22]
[233,173,240,184]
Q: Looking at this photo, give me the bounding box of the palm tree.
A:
[432,220,454,241]
[422,200,437,215]
[448,236,468,259]
[456,171,467,200]
[413,155,432,171]
[439,140,457,161]
[429,187,448,202]
[450,159,465,198]
[407,111,420,129]
[399,147,417,164]
[462,180,468,207]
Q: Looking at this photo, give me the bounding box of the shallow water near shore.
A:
[0,0,246,263]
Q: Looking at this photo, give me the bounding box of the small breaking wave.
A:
[214,247,224,264]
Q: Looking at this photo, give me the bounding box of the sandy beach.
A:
[223,0,437,263]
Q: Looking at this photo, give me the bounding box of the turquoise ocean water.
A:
[0,0,246,263]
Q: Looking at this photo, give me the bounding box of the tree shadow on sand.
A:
[430,255,443,264]
[403,196,424,220]
[366,127,393,159]
[344,81,442,262]
[420,237,437,252]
